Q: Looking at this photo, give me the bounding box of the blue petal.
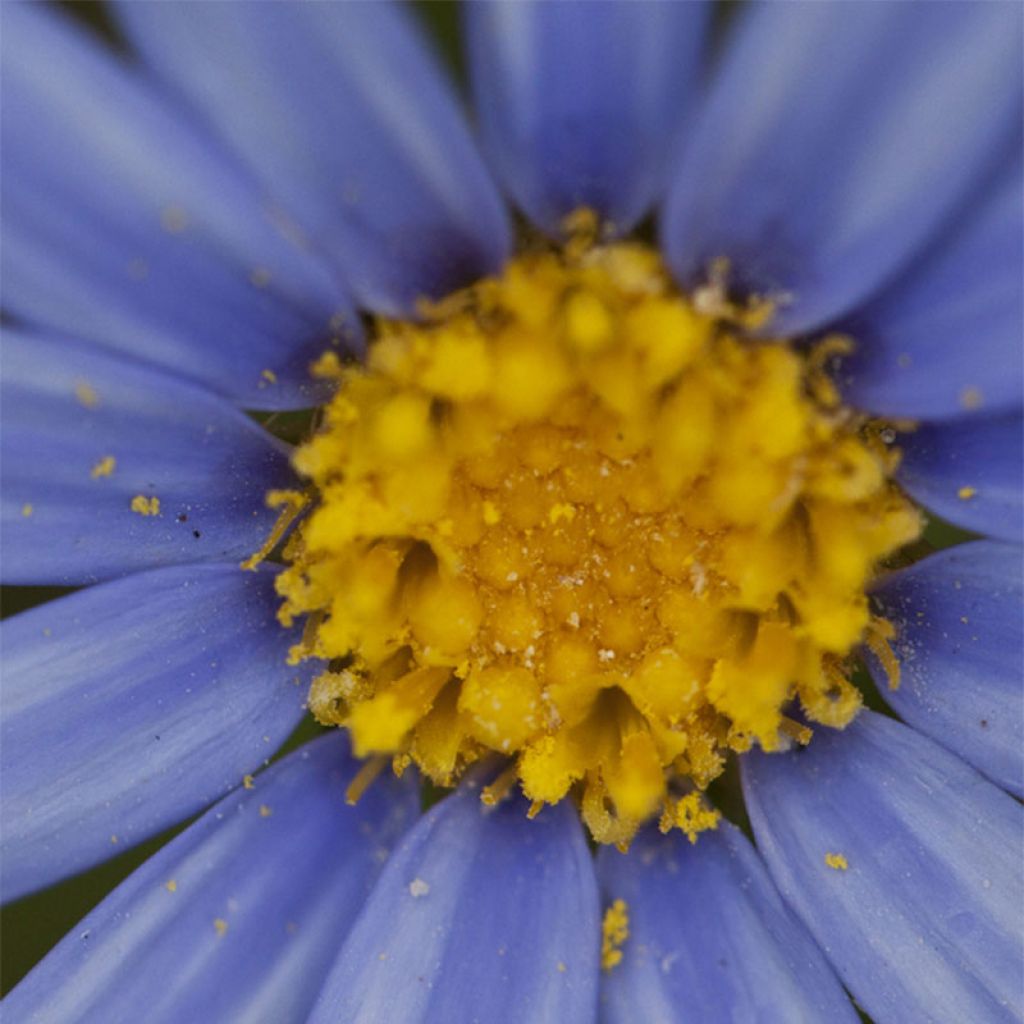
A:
[0,4,359,411]
[4,733,419,1024]
[742,711,1024,1024]
[870,543,1023,798]
[897,412,1023,543]
[1,564,311,902]
[1,329,296,586]
[662,2,1023,336]
[597,822,858,1023]
[465,1,709,237]
[308,787,600,1023]
[839,160,1023,421]
[114,1,510,316]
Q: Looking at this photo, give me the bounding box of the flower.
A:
[1,1,1021,1022]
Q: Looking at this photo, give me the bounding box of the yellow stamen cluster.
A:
[270,238,920,846]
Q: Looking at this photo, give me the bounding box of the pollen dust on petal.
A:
[601,899,630,970]
[90,455,116,479]
[825,852,849,871]
[74,379,100,408]
[131,495,161,517]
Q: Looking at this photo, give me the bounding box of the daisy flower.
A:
[2,2,1021,1022]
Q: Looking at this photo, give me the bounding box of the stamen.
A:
[241,489,310,571]
[481,764,520,807]
[345,754,389,805]
[864,617,901,690]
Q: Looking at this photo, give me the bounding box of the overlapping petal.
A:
[839,160,1023,421]
[3,733,419,1024]
[871,543,1023,797]
[308,787,600,1023]
[115,0,510,316]
[0,2,357,411]
[597,822,858,1023]
[897,412,1023,543]
[1,564,310,902]
[743,712,1024,1024]
[465,1,708,237]
[662,1,1022,336]
[1,329,296,585]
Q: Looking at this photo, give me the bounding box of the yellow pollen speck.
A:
[263,233,920,847]
[557,961,567,974]
[21,503,33,518]
[259,368,278,387]
[601,899,629,971]
[242,774,255,790]
[110,834,118,845]
[214,918,228,937]
[957,486,977,501]
[74,379,99,408]
[165,879,178,892]
[130,495,161,517]
[959,387,984,410]
[259,804,273,818]
[90,455,116,479]
[825,852,849,871]
[250,267,272,288]
[161,205,189,234]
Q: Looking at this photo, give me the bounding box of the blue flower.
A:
[2,2,1021,1022]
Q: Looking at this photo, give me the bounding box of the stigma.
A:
[266,230,921,846]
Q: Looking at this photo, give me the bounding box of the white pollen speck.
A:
[598,649,616,662]
[409,878,430,898]
[690,563,707,596]
[506,572,519,582]
[567,612,580,629]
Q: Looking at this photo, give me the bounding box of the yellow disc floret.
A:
[266,235,920,846]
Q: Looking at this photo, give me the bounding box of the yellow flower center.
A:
[257,230,920,846]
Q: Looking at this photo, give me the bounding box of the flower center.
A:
[258,230,920,846]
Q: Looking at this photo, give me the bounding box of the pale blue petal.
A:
[871,543,1023,798]
[1,329,295,586]
[1,564,310,902]
[3,733,419,1024]
[115,0,510,316]
[662,1,1023,336]
[465,0,709,236]
[0,3,359,411]
[898,413,1023,543]
[308,788,600,1023]
[839,160,1023,421]
[597,822,858,1024]
[743,711,1024,1024]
